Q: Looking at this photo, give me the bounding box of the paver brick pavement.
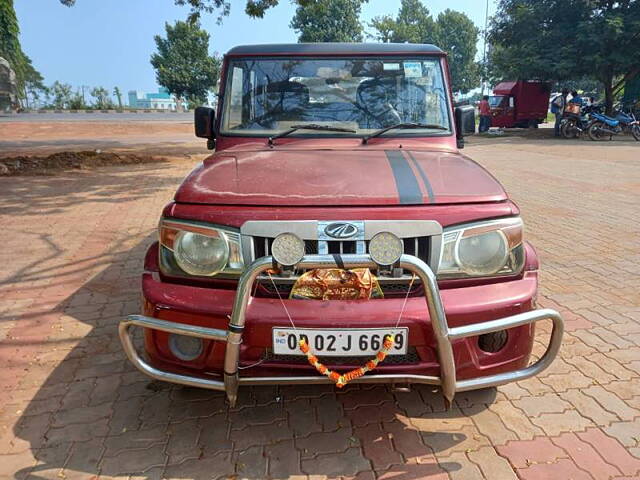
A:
[0,134,639,479]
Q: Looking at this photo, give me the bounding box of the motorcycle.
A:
[587,110,640,141]
[561,104,600,139]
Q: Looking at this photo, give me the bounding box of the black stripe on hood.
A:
[385,150,423,204]
[406,151,435,203]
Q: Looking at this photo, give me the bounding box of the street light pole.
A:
[482,0,489,95]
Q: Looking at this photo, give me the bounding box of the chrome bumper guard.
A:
[119,254,564,407]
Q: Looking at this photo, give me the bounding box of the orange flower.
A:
[300,330,396,388]
[344,368,365,381]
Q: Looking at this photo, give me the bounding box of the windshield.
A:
[220,56,451,137]
[489,95,505,108]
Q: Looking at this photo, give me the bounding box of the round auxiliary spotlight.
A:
[271,232,305,266]
[369,231,403,266]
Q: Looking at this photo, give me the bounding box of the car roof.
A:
[225,43,444,57]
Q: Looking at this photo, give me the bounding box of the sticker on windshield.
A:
[383,63,400,71]
[403,61,423,77]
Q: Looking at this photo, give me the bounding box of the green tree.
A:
[290,0,367,42]
[150,21,220,110]
[370,0,480,93]
[91,86,113,109]
[370,0,435,44]
[68,89,86,109]
[113,86,123,108]
[0,0,44,104]
[61,0,315,22]
[50,81,73,109]
[489,0,640,113]
[436,10,480,94]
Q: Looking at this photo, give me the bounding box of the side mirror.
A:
[194,106,216,150]
[454,105,476,149]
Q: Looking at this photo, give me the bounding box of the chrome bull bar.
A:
[119,254,564,407]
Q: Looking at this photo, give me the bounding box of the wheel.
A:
[561,119,577,138]
[632,124,640,141]
[528,119,539,129]
[588,121,607,141]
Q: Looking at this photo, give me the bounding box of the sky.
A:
[15,0,497,97]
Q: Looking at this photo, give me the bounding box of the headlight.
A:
[159,219,244,277]
[438,217,525,278]
[174,230,229,276]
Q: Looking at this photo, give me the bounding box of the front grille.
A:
[252,236,429,262]
[244,220,438,299]
[262,346,419,365]
[259,277,423,297]
[402,237,429,259]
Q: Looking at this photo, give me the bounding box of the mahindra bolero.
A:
[119,43,564,407]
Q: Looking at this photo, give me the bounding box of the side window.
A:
[225,67,245,129]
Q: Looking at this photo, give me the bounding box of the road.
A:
[0,112,194,123]
[0,124,638,479]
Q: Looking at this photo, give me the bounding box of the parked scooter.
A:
[588,109,640,141]
[561,104,600,139]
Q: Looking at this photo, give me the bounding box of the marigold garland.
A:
[299,334,394,388]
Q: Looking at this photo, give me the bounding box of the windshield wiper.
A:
[362,122,448,144]
[268,124,356,145]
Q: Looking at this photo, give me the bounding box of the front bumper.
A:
[119,254,564,407]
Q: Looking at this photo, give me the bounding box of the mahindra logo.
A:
[324,222,358,239]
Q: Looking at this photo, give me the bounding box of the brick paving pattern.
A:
[0,137,639,479]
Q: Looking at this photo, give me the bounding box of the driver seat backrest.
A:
[260,80,310,120]
[356,77,396,128]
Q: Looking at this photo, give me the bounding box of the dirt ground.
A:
[0,120,204,158]
[0,120,639,480]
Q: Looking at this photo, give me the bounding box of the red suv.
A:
[119,43,564,407]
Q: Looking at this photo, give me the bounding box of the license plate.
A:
[272,328,408,356]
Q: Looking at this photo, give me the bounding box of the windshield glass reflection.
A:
[220,57,451,137]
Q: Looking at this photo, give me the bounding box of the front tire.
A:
[588,121,607,141]
[561,119,577,138]
[632,124,640,141]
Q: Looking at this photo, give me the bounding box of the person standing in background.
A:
[551,88,569,137]
[478,95,491,133]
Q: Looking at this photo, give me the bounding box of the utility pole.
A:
[81,85,88,106]
[482,0,489,95]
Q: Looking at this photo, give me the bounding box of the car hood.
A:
[175,149,507,206]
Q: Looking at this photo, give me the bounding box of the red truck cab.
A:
[119,44,563,407]
[490,80,551,128]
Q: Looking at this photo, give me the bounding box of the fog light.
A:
[369,231,403,266]
[478,330,508,353]
[271,232,305,266]
[169,333,203,361]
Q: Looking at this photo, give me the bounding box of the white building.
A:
[128,88,181,110]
